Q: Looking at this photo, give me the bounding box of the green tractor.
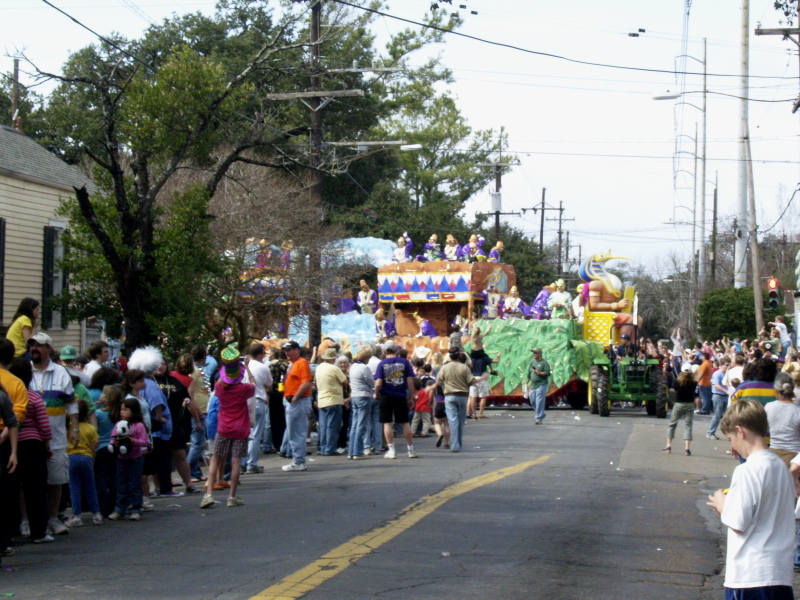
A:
[587,326,668,418]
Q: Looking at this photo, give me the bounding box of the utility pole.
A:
[755,19,800,112]
[745,125,764,332]
[710,173,718,282]
[476,160,518,239]
[11,58,19,128]
[698,38,708,285]
[521,188,559,257]
[733,0,750,288]
[546,201,574,277]
[265,0,364,348]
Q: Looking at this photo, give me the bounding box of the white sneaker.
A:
[408,449,418,458]
[282,462,307,472]
[20,520,30,538]
[93,513,104,525]
[65,516,84,528]
[32,534,54,544]
[384,447,396,459]
[363,448,373,456]
[199,494,215,509]
[107,512,122,521]
[48,517,69,535]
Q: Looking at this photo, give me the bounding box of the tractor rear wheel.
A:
[589,366,600,414]
[591,365,610,417]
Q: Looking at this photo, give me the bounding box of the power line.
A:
[39,0,151,70]
[330,0,798,81]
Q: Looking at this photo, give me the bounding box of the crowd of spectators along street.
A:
[642,321,800,592]
[3,292,800,597]
[0,298,500,566]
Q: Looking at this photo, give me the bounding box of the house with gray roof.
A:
[0,124,92,351]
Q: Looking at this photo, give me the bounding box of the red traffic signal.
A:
[767,277,780,308]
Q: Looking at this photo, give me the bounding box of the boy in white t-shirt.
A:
[707,400,796,600]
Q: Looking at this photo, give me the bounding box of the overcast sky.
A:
[4,0,799,280]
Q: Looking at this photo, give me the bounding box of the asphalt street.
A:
[1,407,785,600]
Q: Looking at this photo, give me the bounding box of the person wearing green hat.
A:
[526,348,551,424]
[200,345,255,508]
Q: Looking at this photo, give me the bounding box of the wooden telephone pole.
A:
[476,161,518,238]
[266,0,364,348]
[521,188,560,258]
[546,201,574,277]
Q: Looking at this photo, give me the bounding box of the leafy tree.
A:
[32,3,311,348]
[774,1,798,24]
[698,287,758,341]
[23,0,527,350]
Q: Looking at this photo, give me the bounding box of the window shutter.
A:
[61,229,69,329]
[0,218,6,324]
[42,226,57,330]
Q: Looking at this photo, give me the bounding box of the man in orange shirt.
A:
[695,352,713,416]
[280,341,313,472]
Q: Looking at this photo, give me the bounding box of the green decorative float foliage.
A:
[465,319,604,395]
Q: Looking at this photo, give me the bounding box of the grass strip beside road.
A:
[251,455,552,600]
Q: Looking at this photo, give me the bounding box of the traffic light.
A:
[767,277,780,309]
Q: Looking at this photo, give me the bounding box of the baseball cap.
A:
[60,345,78,360]
[621,334,631,340]
[680,362,692,373]
[281,340,300,351]
[31,332,53,346]
[532,348,542,355]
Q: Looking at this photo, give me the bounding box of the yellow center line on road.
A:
[251,455,551,600]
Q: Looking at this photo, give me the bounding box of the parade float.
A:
[374,248,666,417]
[243,233,666,417]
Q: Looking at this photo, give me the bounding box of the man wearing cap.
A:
[437,349,487,452]
[29,332,76,535]
[244,343,273,474]
[374,343,417,459]
[314,348,347,456]
[526,348,551,425]
[59,346,91,387]
[357,280,378,315]
[281,341,313,472]
[616,335,635,359]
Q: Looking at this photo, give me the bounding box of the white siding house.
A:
[0,124,91,351]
